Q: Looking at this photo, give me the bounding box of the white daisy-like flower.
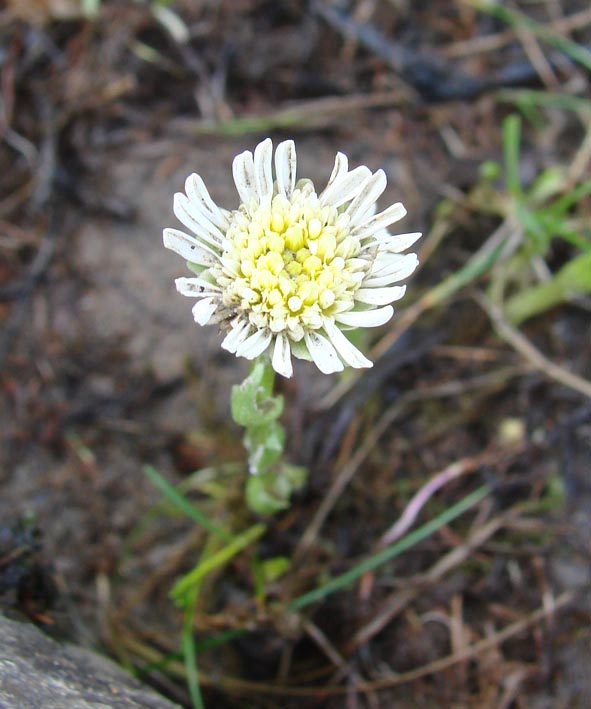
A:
[163,138,420,378]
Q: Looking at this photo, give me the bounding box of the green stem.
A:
[181,597,205,709]
[231,358,307,515]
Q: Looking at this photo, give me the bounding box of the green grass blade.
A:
[194,629,247,652]
[505,251,591,324]
[171,523,266,602]
[290,485,490,610]
[552,226,591,252]
[424,237,508,307]
[503,114,522,198]
[143,465,231,540]
[547,180,591,217]
[497,89,591,115]
[182,602,204,709]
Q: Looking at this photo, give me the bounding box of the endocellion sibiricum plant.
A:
[163,138,420,513]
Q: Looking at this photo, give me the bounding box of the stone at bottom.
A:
[0,614,180,709]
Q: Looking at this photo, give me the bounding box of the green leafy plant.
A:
[469,113,591,323]
[231,360,307,515]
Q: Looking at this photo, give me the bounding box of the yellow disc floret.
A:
[213,182,369,341]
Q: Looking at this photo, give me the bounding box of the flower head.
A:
[163,138,420,378]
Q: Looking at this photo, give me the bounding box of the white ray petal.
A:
[304,330,344,374]
[192,297,218,325]
[346,170,387,226]
[368,230,421,249]
[219,255,241,277]
[232,149,257,206]
[324,152,348,192]
[380,232,423,253]
[207,306,232,325]
[253,138,273,203]
[163,228,219,267]
[323,319,372,369]
[175,276,221,296]
[319,165,372,209]
[353,202,407,238]
[184,173,229,230]
[176,191,225,241]
[272,332,293,378]
[335,306,394,328]
[355,285,407,305]
[173,193,224,249]
[364,254,419,286]
[371,251,417,271]
[275,140,297,197]
[236,328,273,359]
[221,320,252,353]
[365,202,378,219]
[362,272,406,288]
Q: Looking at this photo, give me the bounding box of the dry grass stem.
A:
[378,444,523,547]
[477,293,591,399]
[444,7,591,57]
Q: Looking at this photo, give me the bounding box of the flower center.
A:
[214,183,368,340]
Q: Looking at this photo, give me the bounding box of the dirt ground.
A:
[1,1,590,707]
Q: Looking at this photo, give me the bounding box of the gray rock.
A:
[0,614,180,709]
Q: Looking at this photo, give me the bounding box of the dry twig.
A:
[476,293,591,399]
